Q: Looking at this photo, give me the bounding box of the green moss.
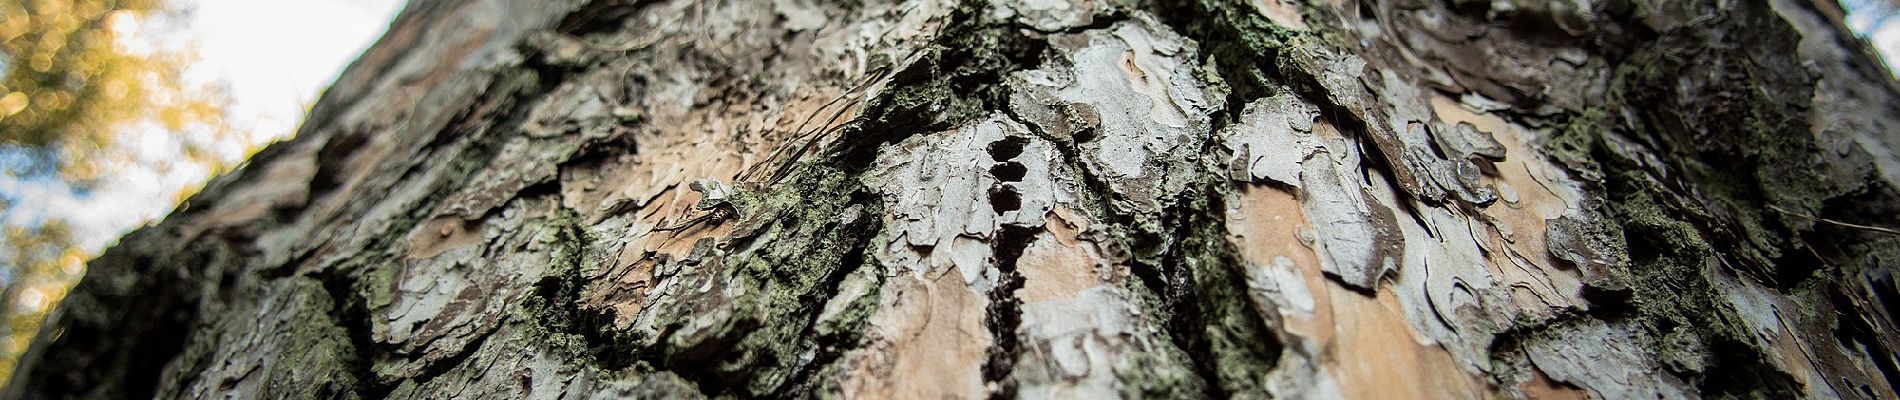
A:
[812,268,882,341]
[1544,107,1606,177]
[1604,15,1835,282]
[518,208,645,370]
[1174,183,1280,398]
[1549,58,1806,394]
[273,278,371,398]
[721,167,882,395]
[569,164,886,397]
[1114,278,1215,398]
[1522,6,1872,392]
[1600,169,1795,393]
[1542,101,1800,391]
[1153,0,1304,117]
[829,0,1049,169]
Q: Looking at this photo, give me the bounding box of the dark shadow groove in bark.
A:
[982,224,1035,399]
[555,0,660,36]
[1829,285,1900,394]
[1002,106,1217,394]
[1146,0,1284,126]
[122,249,204,400]
[829,0,1048,171]
[768,217,882,398]
[1175,183,1285,396]
[1140,256,1226,400]
[747,185,886,397]
[523,208,647,372]
[314,269,396,399]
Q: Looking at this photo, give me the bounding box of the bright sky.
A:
[178,0,408,146]
[1845,0,1900,75]
[1,0,405,251]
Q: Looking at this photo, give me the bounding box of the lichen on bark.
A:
[8,0,1900,399]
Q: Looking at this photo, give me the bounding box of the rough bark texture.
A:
[7,0,1900,398]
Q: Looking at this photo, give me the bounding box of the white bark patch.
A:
[870,116,1000,286]
[1016,16,1218,215]
[1525,320,1697,400]
[1374,70,1497,205]
[999,0,1097,32]
[1297,130,1404,290]
[867,114,1063,289]
[1246,256,1316,316]
[1218,94,1321,187]
[1014,287,1161,398]
[377,200,552,378]
[1388,204,1511,369]
[1008,218,1192,398]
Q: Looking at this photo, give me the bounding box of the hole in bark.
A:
[1072,126,1098,143]
[555,0,647,35]
[1357,1,1379,25]
[1830,287,1900,394]
[988,136,1029,161]
[311,133,369,197]
[317,268,397,399]
[990,162,1027,182]
[990,186,1021,213]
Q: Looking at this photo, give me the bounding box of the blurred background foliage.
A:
[0,0,233,379]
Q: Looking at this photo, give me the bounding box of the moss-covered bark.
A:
[7,0,1899,398]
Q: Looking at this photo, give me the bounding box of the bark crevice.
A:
[981,224,1035,399]
[313,269,397,399]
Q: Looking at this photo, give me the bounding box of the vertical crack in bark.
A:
[767,208,880,398]
[315,268,396,399]
[523,206,646,372]
[1158,183,1286,397]
[1018,102,1286,395]
[1829,286,1900,394]
[982,225,1035,399]
[1139,253,1225,399]
[975,131,1034,397]
[122,250,203,400]
[1147,0,1295,128]
[1004,81,1237,395]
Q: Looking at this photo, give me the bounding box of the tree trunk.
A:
[7,0,1900,398]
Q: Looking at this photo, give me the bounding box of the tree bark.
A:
[7,0,1900,398]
